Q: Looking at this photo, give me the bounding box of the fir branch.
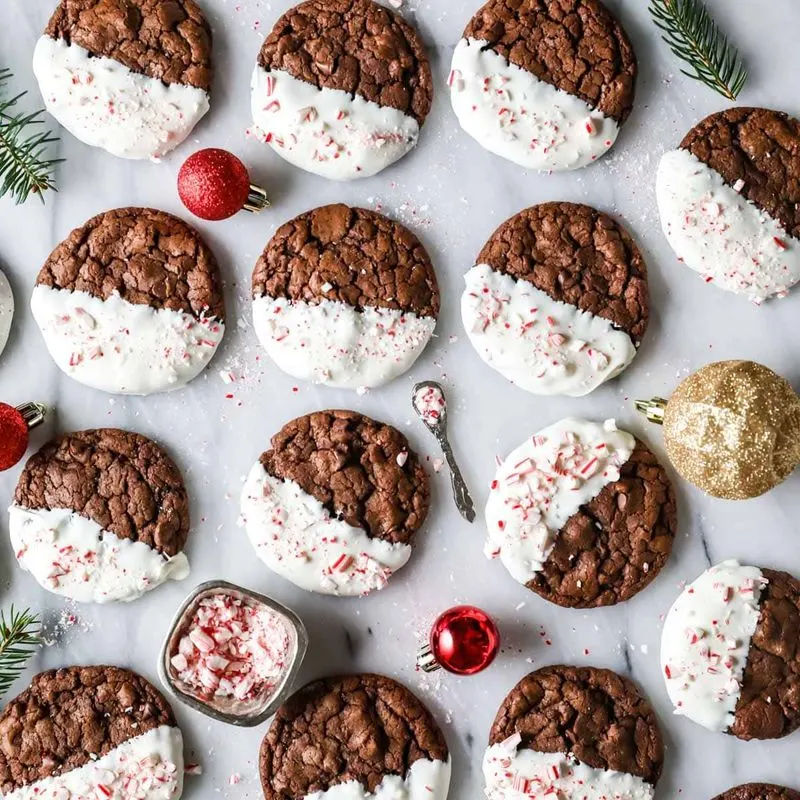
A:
[0,68,62,204]
[649,0,748,101]
[0,606,40,700]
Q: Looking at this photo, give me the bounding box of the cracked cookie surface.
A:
[36,207,225,320]
[733,569,800,740]
[476,202,648,342]
[260,674,448,799]
[680,107,800,239]
[44,0,212,90]
[261,410,428,546]
[529,441,677,608]
[14,428,189,557]
[257,0,432,124]
[462,0,636,122]
[0,666,176,793]
[715,786,800,800]
[489,665,663,784]
[252,204,438,317]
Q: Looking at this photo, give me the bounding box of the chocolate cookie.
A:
[32,207,225,395]
[0,267,12,359]
[484,665,663,798]
[715,786,800,800]
[0,665,184,799]
[240,409,429,596]
[252,204,439,389]
[450,0,637,171]
[485,418,675,607]
[10,428,191,603]
[33,0,212,159]
[260,674,450,800]
[657,107,800,303]
[662,561,800,740]
[251,0,433,180]
[462,202,648,397]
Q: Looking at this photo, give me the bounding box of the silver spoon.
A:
[412,380,475,523]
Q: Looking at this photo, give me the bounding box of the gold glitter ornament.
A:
[636,360,800,500]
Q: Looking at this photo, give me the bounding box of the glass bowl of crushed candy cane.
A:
[159,580,308,726]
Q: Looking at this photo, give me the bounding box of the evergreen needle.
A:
[649,0,748,101]
[0,68,62,205]
[0,606,40,700]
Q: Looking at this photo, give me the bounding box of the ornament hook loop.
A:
[635,397,667,425]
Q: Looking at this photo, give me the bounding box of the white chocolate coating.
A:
[656,148,800,302]
[485,419,634,584]
[483,735,654,800]
[252,296,435,389]
[240,463,412,597]
[661,560,766,732]
[251,67,420,180]
[31,286,224,395]
[33,36,209,160]
[4,725,184,800]
[0,268,13,359]
[9,505,190,604]
[449,38,619,172]
[462,264,636,396]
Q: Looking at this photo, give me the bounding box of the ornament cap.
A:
[17,401,47,429]
[244,184,270,214]
[415,643,441,673]
[635,397,667,425]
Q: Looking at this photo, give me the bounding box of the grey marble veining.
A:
[1,0,800,797]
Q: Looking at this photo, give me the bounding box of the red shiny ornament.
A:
[178,149,269,221]
[422,605,500,675]
[0,403,30,471]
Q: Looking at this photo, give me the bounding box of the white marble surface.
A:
[1,0,800,798]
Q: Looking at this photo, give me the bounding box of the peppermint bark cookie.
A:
[715,787,800,800]
[661,561,800,740]
[0,666,183,800]
[260,674,450,800]
[450,0,637,171]
[485,418,676,608]
[10,428,191,603]
[463,203,648,396]
[0,268,12,359]
[33,0,212,160]
[252,204,439,389]
[657,108,800,303]
[251,0,433,180]
[32,208,225,395]
[240,410,429,597]
[484,666,663,799]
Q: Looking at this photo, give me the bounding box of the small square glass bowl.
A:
[158,580,308,727]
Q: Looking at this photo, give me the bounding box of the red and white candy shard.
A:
[461,265,636,396]
[483,733,654,800]
[0,268,13,359]
[449,39,618,171]
[32,37,208,160]
[8,505,190,604]
[252,296,435,389]
[4,724,184,800]
[656,149,800,302]
[299,759,451,800]
[171,592,293,710]
[250,68,419,180]
[239,462,412,597]
[661,560,767,732]
[30,287,224,395]
[485,418,634,583]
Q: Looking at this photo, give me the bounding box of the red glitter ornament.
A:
[178,148,270,221]
[417,605,500,675]
[0,402,46,471]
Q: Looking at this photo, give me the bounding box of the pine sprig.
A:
[0,68,62,204]
[0,606,40,700]
[649,0,748,101]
